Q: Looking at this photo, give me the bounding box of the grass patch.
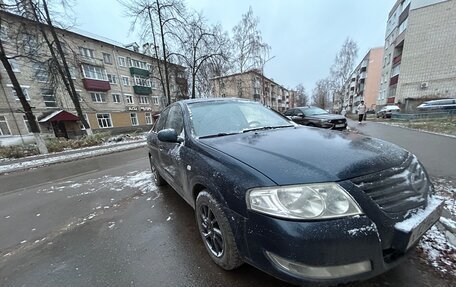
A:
[380,119,456,136]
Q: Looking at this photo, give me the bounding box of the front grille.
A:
[352,154,430,216]
[330,119,346,124]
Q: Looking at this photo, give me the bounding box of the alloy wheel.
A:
[199,204,225,258]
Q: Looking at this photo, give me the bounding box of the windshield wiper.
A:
[198,132,240,139]
[242,125,294,133]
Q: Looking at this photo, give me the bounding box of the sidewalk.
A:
[0,140,146,175]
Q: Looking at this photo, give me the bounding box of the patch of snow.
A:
[108,222,116,229]
[5,215,10,219]
[31,228,36,231]
[395,197,443,232]
[36,213,41,217]
[0,142,146,174]
[20,240,27,244]
[166,216,171,221]
[347,222,378,236]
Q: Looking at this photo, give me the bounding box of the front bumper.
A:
[236,199,443,286]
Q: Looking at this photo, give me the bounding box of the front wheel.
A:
[195,191,243,270]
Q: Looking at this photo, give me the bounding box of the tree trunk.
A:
[0,38,48,154]
[156,0,171,105]
[40,0,91,135]
[147,6,167,107]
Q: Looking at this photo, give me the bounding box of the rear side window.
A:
[284,109,295,116]
[164,105,184,135]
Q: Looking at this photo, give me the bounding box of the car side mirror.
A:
[297,112,304,117]
[157,129,183,143]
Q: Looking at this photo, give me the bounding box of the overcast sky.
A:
[72,0,395,93]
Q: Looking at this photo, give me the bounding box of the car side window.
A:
[164,105,184,135]
[154,108,170,132]
[284,109,294,116]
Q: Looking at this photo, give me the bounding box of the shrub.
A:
[0,145,39,159]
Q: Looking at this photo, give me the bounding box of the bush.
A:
[0,145,39,159]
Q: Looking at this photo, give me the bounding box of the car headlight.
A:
[319,119,331,123]
[247,183,363,220]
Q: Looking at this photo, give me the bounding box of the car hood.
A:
[308,114,345,120]
[200,127,408,185]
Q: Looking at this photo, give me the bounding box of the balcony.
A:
[393,54,402,65]
[130,67,150,77]
[82,78,110,91]
[133,85,152,95]
[398,3,410,25]
[390,74,399,86]
[79,56,104,67]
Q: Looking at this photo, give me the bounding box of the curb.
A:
[375,122,456,139]
[0,141,147,175]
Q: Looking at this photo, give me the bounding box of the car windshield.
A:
[303,107,328,116]
[187,101,293,138]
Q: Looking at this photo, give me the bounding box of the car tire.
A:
[149,156,166,186]
[195,191,243,270]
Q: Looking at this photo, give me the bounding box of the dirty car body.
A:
[146,98,443,286]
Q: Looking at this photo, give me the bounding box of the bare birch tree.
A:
[295,83,309,106]
[120,0,186,106]
[312,79,331,109]
[172,13,229,98]
[231,7,270,73]
[329,37,358,111]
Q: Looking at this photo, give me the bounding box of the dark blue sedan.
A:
[146,98,443,286]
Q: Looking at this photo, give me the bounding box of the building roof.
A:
[210,70,288,91]
[38,110,79,122]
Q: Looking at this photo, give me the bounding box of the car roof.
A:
[180,97,255,105]
[295,106,321,109]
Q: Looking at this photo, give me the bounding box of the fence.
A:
[391,110,455,121]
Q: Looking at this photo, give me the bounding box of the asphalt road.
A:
[347,119,456,179]
[0,144,453,286]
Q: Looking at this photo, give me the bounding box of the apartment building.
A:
[377,0,456,112]
[0,11,187,139]
[342,48,383,113]
[210,70,294,112]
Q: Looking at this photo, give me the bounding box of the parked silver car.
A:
[417,98,456,111]
[376,105,400,118]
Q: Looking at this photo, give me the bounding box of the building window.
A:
[79,47,94,58]
[96,113,112,128]
[102,52,112,64]
[12,87,30,100]
[90,92,106,103]
[69,67,77,79]
[0,25,9,42]
[139,96,149,104]
[23,115,32,133]
[107,74,117,84]
[117,56,126,67]
[82,64,107,81]
[128,58,148,69]
[151,79,157,89]
[0,115,11,135]
[152,97,159,106]
[130,113,139,126]
[112,93,121,103]
[8,58,20,72]
[33,62,48,82]
[42,93,57,107]
[121,76,130,86]
[145,112,152,125]
[125,94,134,104]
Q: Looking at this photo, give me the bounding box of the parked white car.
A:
[376,105,400,118]
[417,98,456,111]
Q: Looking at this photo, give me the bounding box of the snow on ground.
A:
[417,177,455,277]
[0,141,146,174]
